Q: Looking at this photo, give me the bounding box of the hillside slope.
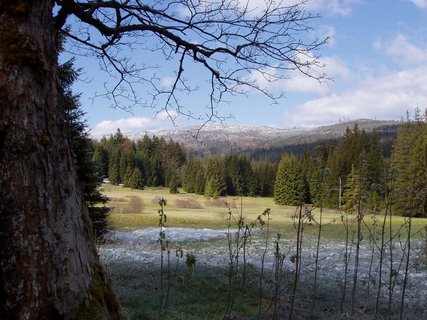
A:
[127,119,400,158]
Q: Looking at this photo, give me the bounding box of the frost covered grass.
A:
[100,227,427,319]
[100,185,427,319]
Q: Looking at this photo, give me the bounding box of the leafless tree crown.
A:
[54,0,328,122]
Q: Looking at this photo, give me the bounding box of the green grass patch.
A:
[100,184,427,319]
[102,184,427,240]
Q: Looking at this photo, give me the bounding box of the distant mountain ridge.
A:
[120,119,400,157]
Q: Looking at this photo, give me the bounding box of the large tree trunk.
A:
[0,2,122,318]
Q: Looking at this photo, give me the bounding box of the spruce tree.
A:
[342,165,363,213]
[392,110,427,217]
[128,167,145,190]
[194,166,206,195]
[169,173,179,194]
[325,125,369,207]
[204,157,227,198]
[183,157,201,193]
[182,159,195,193]
[411,121,427,217]
[92,143,109,178]
[274,154,301,205]
[253,161,277,197]
[365,130,384,192]
[108,149,121,184]
[60,59,111,238]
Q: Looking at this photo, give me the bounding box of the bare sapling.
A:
[350,173,366,318]
[387,200,395,319]
[362,208,379,306]
[272,233,286,319]
[340,207,351,314]
[399,217,412,320]
[375,192,392,319]
[157,197,168,319]
[311,204,324,316]
[224,198,246,319]
[289,202,304,320]
[257,208,271,319]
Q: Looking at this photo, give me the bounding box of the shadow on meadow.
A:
[100,202,427,320]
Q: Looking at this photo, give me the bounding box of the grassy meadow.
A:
[100,184,427,319]
[103,184,427,240]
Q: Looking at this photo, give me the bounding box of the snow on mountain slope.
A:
[96,119,400,156]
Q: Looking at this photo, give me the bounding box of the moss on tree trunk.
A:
[0,2,123,318]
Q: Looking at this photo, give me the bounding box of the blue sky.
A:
[66,0,427,136]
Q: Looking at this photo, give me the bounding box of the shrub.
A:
[122,196,144,214]
[206,199,236,208]
[174,198,203,209]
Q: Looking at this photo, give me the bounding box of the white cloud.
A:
[283,66,427,127]
[313,25,337,46]
[409,0,427,9]
[322,56,351,79]
[284,73,330,95]
[231,0,359,17]
[160,76,176,89]
[244,55,350,96]
[304,0,362,16]
[374,34,427,66]
[92,111,179,136]
[243,65,328,96]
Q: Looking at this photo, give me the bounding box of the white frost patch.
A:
[104,227,228,246]
[100,227,427,318]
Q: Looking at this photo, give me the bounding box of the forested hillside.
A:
[93,111,426,217]
[124,119,400,159]
[248,122,399,162]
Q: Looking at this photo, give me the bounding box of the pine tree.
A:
[169,173,179,194]
[108,149,121,184]
[194,166,206,195]
[342,165,363,213]
[225,155,240,195]
[211,174,228,198]
[253,161,277,197]
[309,146,330,207]
[92,143,109,178]
[204,157,227,197]
[127,167,145,190]
[113,128,125,145]
[60,59,111,238]
[239,156,255,196]
[325,125,369,207]
[274,154,301,205]
[411,121,427,217]
[183,157,205,193]
[392,110,427,217]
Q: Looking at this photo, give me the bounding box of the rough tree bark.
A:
[0,1,122,318]
[0,1,326,317]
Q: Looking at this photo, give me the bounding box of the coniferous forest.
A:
[2,2,425,319]
[92,109,426,218]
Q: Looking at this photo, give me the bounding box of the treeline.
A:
[93,110,425,217]
[92,130,185,192]
[247,125,399,163]
[273,111,426,217]
[183,156,277,197]
[92,131,277,197]
[274,124,385,208]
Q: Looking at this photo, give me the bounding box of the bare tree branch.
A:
[54,0,329,122]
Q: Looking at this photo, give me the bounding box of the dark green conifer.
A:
[59,59,110,238]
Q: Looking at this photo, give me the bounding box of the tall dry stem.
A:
[289,203,304,320]
[399,218,412,320]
